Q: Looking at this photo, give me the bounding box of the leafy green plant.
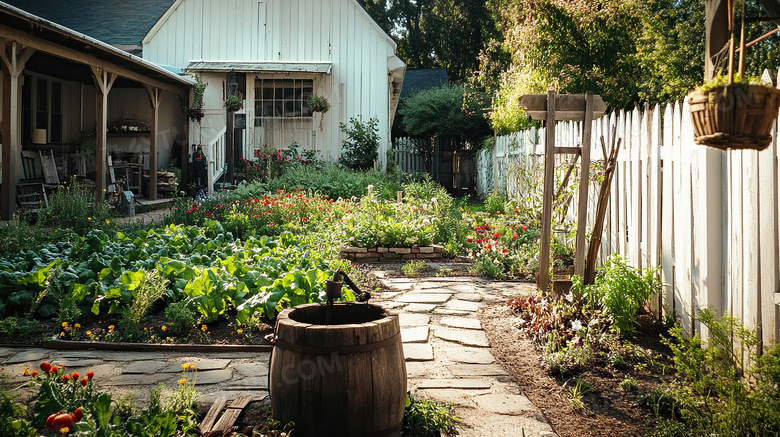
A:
[223,95,243,112]
[37,177,114,235]
[654,308,780,436]
[164,301,198,337]
[339,117,380,171]
[401,260,428,277]
[0,317,39,338]
[118,269,168,340]
[619,376,638,392]
[484,191,507,215]
[580,254,661,337]
[567,377,592,413]
[308,95,330,113]
[402,396,460,437]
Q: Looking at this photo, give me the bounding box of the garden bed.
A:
[340,244,446,262]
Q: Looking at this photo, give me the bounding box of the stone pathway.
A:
[0,274,556,436]
[373,273,556,437]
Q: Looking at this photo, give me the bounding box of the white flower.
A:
[431,197,438,204]
[422,218,431,225]
[571,320,583,331]
[367,184,374,192]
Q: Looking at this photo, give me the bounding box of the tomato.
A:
[45,413,57,429]
[73,407,83,422]
[51,412,75,432]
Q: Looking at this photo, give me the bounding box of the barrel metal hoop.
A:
[274,332,401,354]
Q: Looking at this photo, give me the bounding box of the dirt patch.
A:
[479,302,667,437]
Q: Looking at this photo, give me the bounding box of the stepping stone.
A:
[401,326,429,343]
[382,281,414,290]
[407,287,458,294]
[398,313,430,326]
[434,328,490,348]
[416,282,458,290]
[440,316,482,330]
[417,379,491,390]
[193,369,233,385]
[3,350,49,365]
[48,351,106,360]
[403,304,437,313]
[433,308,472,316]
[378,301,408,309]
[403,344,434,361]
[225,376,269,389]
[46,359,103,369]
[396,293,451,304]
[443,299,480,312]
[122,360,166,374]
[455,293,483,302]
[448,364,508,376]
[449,284,476,293]
[416,388,473,406]
[103,372,172,386]
[231,362,270,378]
[442,347,495,364]
[406,362,428,378]
[160,358,231,373]
[473,394,534,415]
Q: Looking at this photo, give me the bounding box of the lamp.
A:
[32,129,47,145]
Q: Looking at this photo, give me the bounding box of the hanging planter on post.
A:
[308,95,330,132]
[687,0,780,151]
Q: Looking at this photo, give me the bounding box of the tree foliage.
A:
[400,84,491,140]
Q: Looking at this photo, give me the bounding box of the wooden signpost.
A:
[519,91,607,292]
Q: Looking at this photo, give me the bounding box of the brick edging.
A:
[340,244,445,262]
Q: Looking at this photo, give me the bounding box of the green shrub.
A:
[579,254,661,337]
[402,396,459,437]
[401,260,428,277]
[0,215,52,254]
[37,177,114,234]
[340,117,380,171]
[164,301,199,337]
[484,191,507,215]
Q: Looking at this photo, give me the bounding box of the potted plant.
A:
[224,95,243,112]
[184,75,207,123]
[687,0,780,151]
[308,95,330,131]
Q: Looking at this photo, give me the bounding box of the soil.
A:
[479,301,672,437]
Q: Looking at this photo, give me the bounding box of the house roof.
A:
[1,0,174,46]
[0,2,194,91]
[399,68,448,99]
[187,61,333,75]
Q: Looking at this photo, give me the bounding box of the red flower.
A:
[80,377,88,387]
[86,371,94,379]
[503,249,509,254]
[30,370,38,377]
[71,372,79,381]
[62,374,70,383]
[466,237,473,242]
[302,217,308,221]
[40,362,52,373]
[494,233,501,238]
[50,366,58,375]
[512,234,517,239]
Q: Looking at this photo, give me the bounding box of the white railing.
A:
[392,137,428,174]
[206,126,227,193]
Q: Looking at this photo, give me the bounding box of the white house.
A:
[142,0,405,188]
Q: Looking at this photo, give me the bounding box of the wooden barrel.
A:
[269,302,407,437]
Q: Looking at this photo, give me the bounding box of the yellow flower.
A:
[161,325,167,332]
[61,322,69,328]
[178,378,187,385]
[108,325,115,330]
[236,328,243,334]
[74,323,81,329]
[182,363,193,370]
[60,427,70,435]
[88,217,92,221]
[105,219,110,225]
[22,367,28,376]
[59,331,66,338]
[201,325,207,332]
[86,330,92,336]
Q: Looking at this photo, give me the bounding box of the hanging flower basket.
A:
[688,83,780,151]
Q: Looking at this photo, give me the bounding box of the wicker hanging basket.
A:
[688,84,780,151]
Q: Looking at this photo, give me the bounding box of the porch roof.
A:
[0,2,194,92]
[187,61,333,75]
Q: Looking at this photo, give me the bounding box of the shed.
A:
[142,0,405,189]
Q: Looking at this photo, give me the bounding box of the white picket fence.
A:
[393,137,427,174]
[479,86,780,348]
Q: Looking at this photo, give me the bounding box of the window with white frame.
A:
[254,78,313,124]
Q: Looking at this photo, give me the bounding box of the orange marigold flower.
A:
[80,377,88,387]
[178,378,187,385]
[71,372,79,380]
[86,371,94,379]
[62,374,70,382]
[50,366,58,375]
[40,362,52,373]
[30,370,38,377]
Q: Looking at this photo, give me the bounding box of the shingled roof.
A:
[399,68,449,99]
[2,0,174,46]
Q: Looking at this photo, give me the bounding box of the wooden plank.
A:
[212,396,254,432]
[660,104,675,320]
[743,146,760,349]
[574,92,594,277]
[538,90,557,291]
[199,396,227,432]
[520,94,608,120]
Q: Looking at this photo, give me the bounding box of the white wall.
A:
[142,0,397,165]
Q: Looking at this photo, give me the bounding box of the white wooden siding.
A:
[143,0,397,164]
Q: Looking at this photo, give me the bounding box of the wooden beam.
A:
[91,67,116,200]
[574,92,595,278]
[520,93,607,121]
[538,90,557,292]
[0,24,188,96]
[553,146,582,155]
[144,85,160,200]
[1,41,34,220]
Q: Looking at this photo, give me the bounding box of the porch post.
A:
[90,67,116,200]
[144,85,160,200]
[0,41,34,220]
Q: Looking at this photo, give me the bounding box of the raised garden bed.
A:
[340,244,446,262]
